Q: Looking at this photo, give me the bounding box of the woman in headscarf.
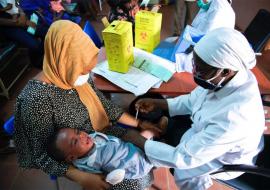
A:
[123,27,265,190]
[14,20,156,190]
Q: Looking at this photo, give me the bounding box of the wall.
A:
[232,0,270,30]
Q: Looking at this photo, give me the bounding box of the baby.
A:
[47,118,167,184]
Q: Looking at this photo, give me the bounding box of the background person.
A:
[192,0,235,33]
[173,0,199,36]
[0,0,44,68]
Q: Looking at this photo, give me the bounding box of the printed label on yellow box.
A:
[135,10,162,52]
[102,20,134,73]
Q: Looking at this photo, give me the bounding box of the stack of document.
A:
[92,48,175,96]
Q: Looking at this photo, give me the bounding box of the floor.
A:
[0,2,241,190]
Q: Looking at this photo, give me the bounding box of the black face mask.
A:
[193,70,226,91]
[193,75,221,90]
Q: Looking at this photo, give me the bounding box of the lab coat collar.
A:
[212,70,248,99]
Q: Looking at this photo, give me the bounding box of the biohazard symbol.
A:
[140,31,148,41]
[127,44,131,53]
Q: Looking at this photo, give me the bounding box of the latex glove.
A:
[138,120,161,134]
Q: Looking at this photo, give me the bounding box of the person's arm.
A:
[88,78,160,134]
[66,166,110,190]
[123,107,247,170]
[166,87,203,117]
[117,112,139,127]
[121,128,147,150]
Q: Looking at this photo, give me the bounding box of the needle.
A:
[135,108,139,120]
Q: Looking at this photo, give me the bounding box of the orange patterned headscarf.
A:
[43,20,109,131]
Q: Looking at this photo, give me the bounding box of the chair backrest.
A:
[3,115,15,135]
[83,21,102,48]
[211,164,270,178]
[244,9,270,52]
[211,134,270,189]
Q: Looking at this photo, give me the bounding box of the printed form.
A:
[92,48,176,96]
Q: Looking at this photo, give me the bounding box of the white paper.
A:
[92,61,161,96]
[175,52,194,73]
[152,80,163,88]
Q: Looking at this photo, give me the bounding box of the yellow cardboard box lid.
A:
[102,20,132,35]
[135,10,162,29]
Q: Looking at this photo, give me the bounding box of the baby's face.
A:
[57,128,94,161]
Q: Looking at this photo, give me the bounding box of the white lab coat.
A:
[145,70,265,190]
[192,0,235,33]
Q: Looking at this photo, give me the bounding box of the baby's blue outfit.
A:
[73,132,153,179]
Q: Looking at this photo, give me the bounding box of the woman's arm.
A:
[117,112,139,127]
[66,166,110,190]
[88,78,163,134]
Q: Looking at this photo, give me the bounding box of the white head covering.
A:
[194,27,256,71]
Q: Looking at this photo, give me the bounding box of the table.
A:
[92,48,270,97]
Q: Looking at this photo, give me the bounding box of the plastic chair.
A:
[244,9,270,52]
[3,116,60,190]
[83,20,102,48]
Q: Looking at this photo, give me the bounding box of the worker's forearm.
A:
[121,129,147,150]
[154,99,169,111]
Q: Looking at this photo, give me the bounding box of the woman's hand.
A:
[66,166,110,190]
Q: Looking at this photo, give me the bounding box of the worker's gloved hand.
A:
[135,98,156,114]
[138,120,162,135]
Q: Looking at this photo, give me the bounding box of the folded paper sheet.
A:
[92,48,175,96]
[92,61,161,96]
